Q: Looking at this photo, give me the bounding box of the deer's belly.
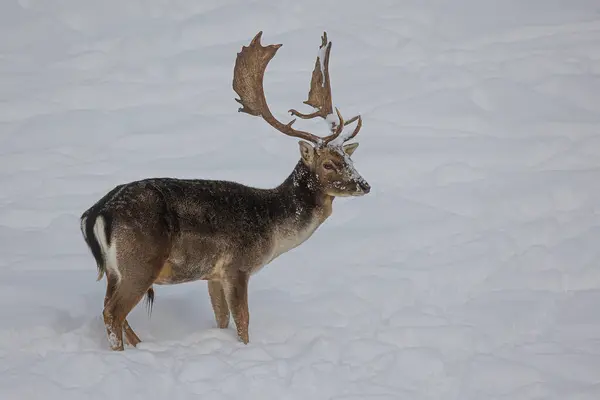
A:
[153,260,204,285]
[155,235,234,284]
[154,254,230,285]
[154,256,231,284]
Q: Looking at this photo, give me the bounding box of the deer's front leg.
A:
[223,271,250,344]
[208,280,230,329]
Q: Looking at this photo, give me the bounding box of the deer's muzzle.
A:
[358,180,371,194]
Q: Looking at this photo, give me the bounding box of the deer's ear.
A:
[343,142,359,156]
[298,141,315,166]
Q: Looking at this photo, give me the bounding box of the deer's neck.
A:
[258,160,331,262]
[278,160,334,223]
[260,160,333,264]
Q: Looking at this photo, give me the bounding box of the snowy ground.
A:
[2,0,600,399]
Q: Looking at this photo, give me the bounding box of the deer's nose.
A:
[359,181,371,194]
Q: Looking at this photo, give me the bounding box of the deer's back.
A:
[102,176,290,236]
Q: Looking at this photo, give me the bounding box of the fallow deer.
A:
[80,31,370,351]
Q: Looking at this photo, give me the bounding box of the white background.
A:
[1,0,600,399]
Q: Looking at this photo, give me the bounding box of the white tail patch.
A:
[93,215,121,283]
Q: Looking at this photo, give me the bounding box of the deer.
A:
[80,31,370,351]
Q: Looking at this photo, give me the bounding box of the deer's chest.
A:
[264,210,329,266]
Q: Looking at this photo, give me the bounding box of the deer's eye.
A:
[323,162,335,171]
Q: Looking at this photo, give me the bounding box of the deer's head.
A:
[298,140,369,196]
[233,31,370,197]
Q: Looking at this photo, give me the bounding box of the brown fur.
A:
[208,280,230,329]
[154,261,174,285]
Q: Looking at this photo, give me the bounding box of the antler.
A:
[289,32,334,123]
[321,108,362,145]
[233,31,323,145]
[233,31,363,147]
[288,32,362,142]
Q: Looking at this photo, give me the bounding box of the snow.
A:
[2,0,600,399]
[326,115,361,147]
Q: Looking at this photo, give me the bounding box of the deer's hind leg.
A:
[123,316,142,347]
[102,240,167,351]
[103,272,144,348]
[102,272,124,350]
[103,272,159,351]
[101,273,137,348]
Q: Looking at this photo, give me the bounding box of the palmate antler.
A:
[288,33,334,122]
[288,32,362,144]
[233,31,362,147]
